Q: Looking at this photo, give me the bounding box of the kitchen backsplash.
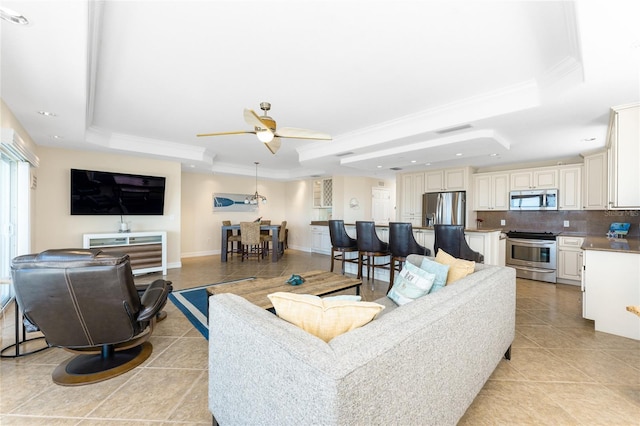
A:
[478,210,640,237]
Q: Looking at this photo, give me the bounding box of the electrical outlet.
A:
[500,219,506,226]
[563,220,570,227]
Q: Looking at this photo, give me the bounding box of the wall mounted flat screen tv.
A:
[70,168,166,215]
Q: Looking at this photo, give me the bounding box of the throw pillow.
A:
[419,257,450,293]
[267,292,384,342]
[387,261,436,305]
[435,249,475,284]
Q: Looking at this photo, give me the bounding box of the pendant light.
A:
[245,162,267,205]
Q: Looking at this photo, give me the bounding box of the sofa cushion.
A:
[419,257,450,293]
[267,292,384,342]
[435,249,475,284]
[387,261,436,305]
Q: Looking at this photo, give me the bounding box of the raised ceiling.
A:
[1,1,639,180]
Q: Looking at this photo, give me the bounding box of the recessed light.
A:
[376,165,383,169]
[410,160,417,163]
[50,135,63,140]
[37,111,57,117]
[489,153,498,157]
[425,162,431,166]
[0,7,29,25]
[189,164,196,168]
[455,153,463,157]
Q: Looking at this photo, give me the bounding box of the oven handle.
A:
[510,265,556,274]
[507,238,556,247]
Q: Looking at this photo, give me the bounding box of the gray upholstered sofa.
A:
[208,254,516,425]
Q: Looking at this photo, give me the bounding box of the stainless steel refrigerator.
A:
[422,191,466,227]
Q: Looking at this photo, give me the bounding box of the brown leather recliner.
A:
[11,248,171,386]
[433,225,484,263]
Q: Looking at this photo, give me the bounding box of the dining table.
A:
[221,224,281,262]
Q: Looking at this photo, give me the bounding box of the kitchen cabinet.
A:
[581,150,608,210]
[510,169,557,190]
[312,178,333,208]
[607,103,640,209]
[464,230,502,266]
[556,236,584,284]
[582,246,640,340]
[310,225,331,254]
[399,172,424,225]
[424,168,467,193]
[472,172,509,211]
[414,228,435,254]
[558,166,582,210]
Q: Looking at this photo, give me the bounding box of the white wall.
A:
[34,147,182,268]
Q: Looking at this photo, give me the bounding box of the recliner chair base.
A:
[52,341,152,386]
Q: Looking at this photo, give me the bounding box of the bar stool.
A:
[328,220,359,274]
[433,225,483,263]
[388,222,431,292]
[356,221,390,284]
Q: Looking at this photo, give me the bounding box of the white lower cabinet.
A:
[557,236,584,285]
[311,226,331,255]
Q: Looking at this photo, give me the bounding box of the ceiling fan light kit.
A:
[197,101,331,154]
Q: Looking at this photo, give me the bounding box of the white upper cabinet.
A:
[582,150,608,210]
[607,103,640,209]
[424,168,467,193]
[312,178,332,208]
[510,169,558,190]
[473,172,509,211]
[558,166,582,210]
[399,172,424,225]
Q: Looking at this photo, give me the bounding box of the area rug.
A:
[168,278,254,340]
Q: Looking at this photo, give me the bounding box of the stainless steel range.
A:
[505,231,557,283]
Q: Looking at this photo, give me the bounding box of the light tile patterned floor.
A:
[1,250,639,424]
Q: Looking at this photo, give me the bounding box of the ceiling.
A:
[1,1,639,180]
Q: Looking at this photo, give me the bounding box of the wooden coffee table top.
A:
[206,270,362,310]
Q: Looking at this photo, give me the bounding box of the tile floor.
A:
[1,250,639,425]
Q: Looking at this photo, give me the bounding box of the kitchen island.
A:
[581,236,640,340]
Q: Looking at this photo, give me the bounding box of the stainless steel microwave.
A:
[509,189,558,210]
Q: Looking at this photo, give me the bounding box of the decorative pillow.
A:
[267,292,384,342]
[419,257,450,293]
[435,249,475,284]
[387,261,436,305]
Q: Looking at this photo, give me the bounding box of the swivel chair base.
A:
[52,341,152,386]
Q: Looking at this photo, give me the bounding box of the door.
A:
[372,187,391,223]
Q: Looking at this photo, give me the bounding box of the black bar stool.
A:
[328,220,359,274]
[355,221,390,284]
[388,222,431,292]
[433,225,484,263]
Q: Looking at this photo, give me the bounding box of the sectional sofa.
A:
[208,254,516,425]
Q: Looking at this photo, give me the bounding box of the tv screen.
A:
[70,168,166,215]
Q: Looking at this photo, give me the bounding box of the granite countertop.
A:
[582,236,640,254]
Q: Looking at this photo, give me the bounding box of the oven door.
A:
[506,238,557,269]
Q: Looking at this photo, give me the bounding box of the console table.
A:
[83,231,167,275]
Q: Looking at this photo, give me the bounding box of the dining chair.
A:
[277,221,287,257]
[222,220,241,257]
[433,224,484,263]
[388,222,431,291]
[240,222,264,261]
[328,220,359,275]
[356,221,390,284]
[259,220,272,256]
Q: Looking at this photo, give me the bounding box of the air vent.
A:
[389,167,403,171]
[435,124,472,134]
[335,152,354,157]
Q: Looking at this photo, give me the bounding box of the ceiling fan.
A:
[197,102,332,154]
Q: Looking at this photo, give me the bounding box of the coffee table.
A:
[206,270,362,310]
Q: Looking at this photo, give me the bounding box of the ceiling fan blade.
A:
[264,137,282,154]
[196,130,254,137]
[275,127,332,140]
